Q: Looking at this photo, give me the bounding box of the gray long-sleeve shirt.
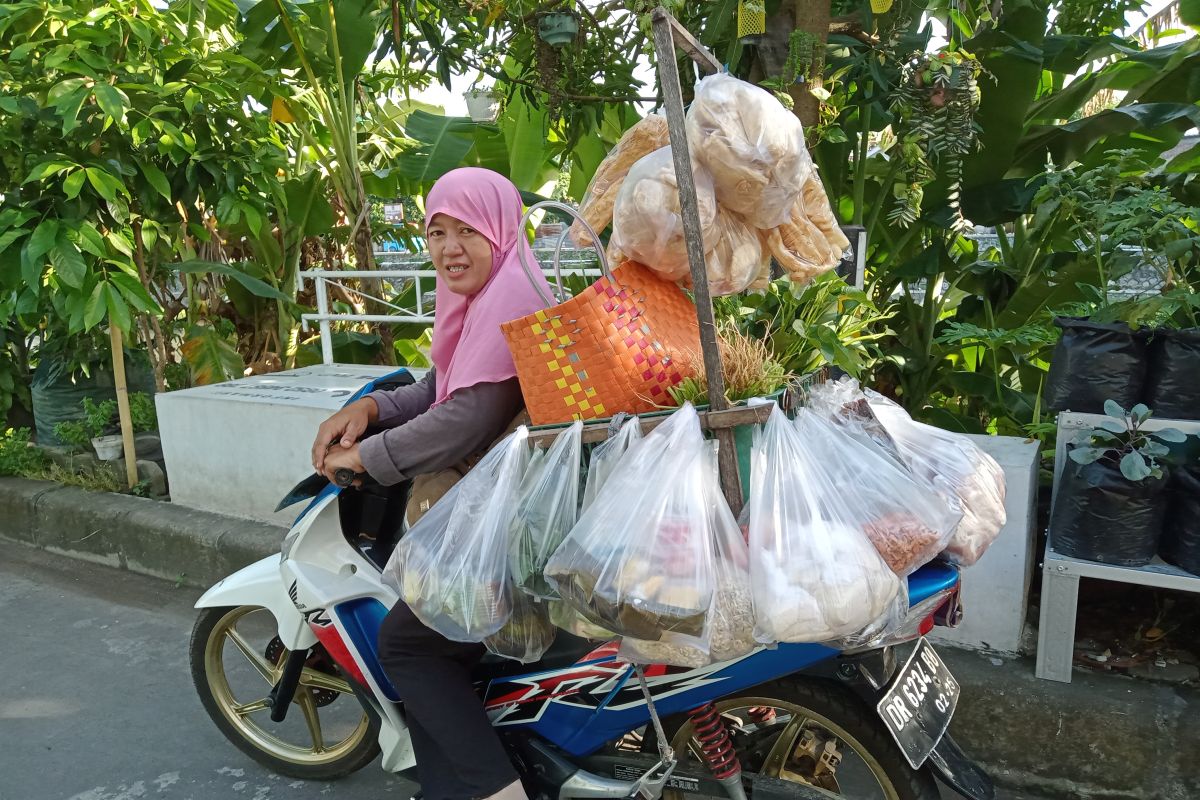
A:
[358,367,525,485]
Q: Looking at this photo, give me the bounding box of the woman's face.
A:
[427,212,494,296]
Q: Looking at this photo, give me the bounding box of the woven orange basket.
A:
[501,260,702,426]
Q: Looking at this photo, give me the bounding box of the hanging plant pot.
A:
[912,65,971,108]
[91,434,124,461]
[538,11,579,48]
[463,87,501,122]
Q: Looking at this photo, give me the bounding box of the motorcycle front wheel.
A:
[657,677,940,800]
[189,605,381,780]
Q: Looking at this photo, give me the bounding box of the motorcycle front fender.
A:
[195,554,316,650]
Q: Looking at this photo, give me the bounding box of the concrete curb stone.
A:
[2,477,1197,799]
[0,477,283,587]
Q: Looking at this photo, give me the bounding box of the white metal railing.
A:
[299,256,603,365]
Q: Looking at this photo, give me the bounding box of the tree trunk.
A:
[131,219,168,392]
[791,0,830,131]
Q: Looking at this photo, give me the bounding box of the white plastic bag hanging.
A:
[510,421,583,599]
[548,599,615,641]
[619,443,758,667]
[581,416,643,512]
[610,146,718,283]
[484,589,557,664]
[748,407,903,644]
[384,429,530,642]
[805,377,904,465]
[545,404,715,642]
[794,412,961,576]
[865,392,1008,567]
[685,73,813,229]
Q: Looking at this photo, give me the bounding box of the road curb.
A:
[0,477,284,588]
[1,477,1195,799]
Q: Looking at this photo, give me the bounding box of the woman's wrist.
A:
[360,396,380,423]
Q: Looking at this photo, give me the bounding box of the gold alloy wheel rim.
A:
[666,696,902,800]
[204,606,372,766]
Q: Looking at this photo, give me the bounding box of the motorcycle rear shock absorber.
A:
[687,704,748,800]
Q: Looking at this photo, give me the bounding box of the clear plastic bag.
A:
[569,114,671,248]
[686,73,813,229]
[610,146,718,283]
[865,392,1007,567]
[510,421,583,599]
[545,404,715,642]
[581,416,643,512]
[805,377,904,465]
[548,599,615,641]
[702,207,768,297]
[618,443,758,667]
[384,429,530,642]
[748,407,904,644]
[794,412,961,576]
[484,589,557,663]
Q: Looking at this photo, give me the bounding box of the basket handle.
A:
[517,201,611,308]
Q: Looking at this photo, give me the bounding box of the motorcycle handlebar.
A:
[333,468,373,488]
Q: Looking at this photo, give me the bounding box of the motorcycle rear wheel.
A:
[658,677,939,800]
[190,605,380,780]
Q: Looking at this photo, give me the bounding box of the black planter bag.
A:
[31,353,155,447]
[1045,318,1147,413]
[1160,464,1200,576]
[1144,328,1200,421]
[1050,456,1168,566]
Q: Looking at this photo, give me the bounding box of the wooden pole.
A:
[651,6,744,515]
[109,325,139,489]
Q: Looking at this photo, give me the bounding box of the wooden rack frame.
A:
[649,6,744,514]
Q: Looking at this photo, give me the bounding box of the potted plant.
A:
[1049,400,1186,566]
[463,85,501,122]
[888,49,985,231]
[52,393,158,462]
[537,10,579,47]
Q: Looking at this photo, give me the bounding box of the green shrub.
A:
[128,392,157,433]
[0,428,51,477]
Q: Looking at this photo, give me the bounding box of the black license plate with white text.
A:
[876,638,959,769]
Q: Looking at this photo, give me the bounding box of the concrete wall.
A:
[931,434,1041,655]
[157,365,414,526]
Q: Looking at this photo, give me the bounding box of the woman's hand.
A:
[321,442,366,486]
[312,397,378,473]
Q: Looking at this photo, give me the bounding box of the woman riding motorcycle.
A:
[310,168,554,800]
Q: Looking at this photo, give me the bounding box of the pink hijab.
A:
[426,168,553,405]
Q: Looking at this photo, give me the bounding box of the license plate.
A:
[876,638,959,769]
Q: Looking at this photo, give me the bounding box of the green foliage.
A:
[0,428,51,476]
[52,421,91,451]
[718,273,890,380]
[888,50,987,231]
[1069,400,1187,481]
[128,392,157,433]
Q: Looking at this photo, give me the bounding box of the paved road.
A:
[0,542,1047,800]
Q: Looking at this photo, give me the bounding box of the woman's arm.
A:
[366,367,437,427]
[357,378,525,485]
[311,368,437,472]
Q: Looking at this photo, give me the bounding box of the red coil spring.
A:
[686,704,741,780]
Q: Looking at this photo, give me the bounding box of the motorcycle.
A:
[190,369,996,800]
